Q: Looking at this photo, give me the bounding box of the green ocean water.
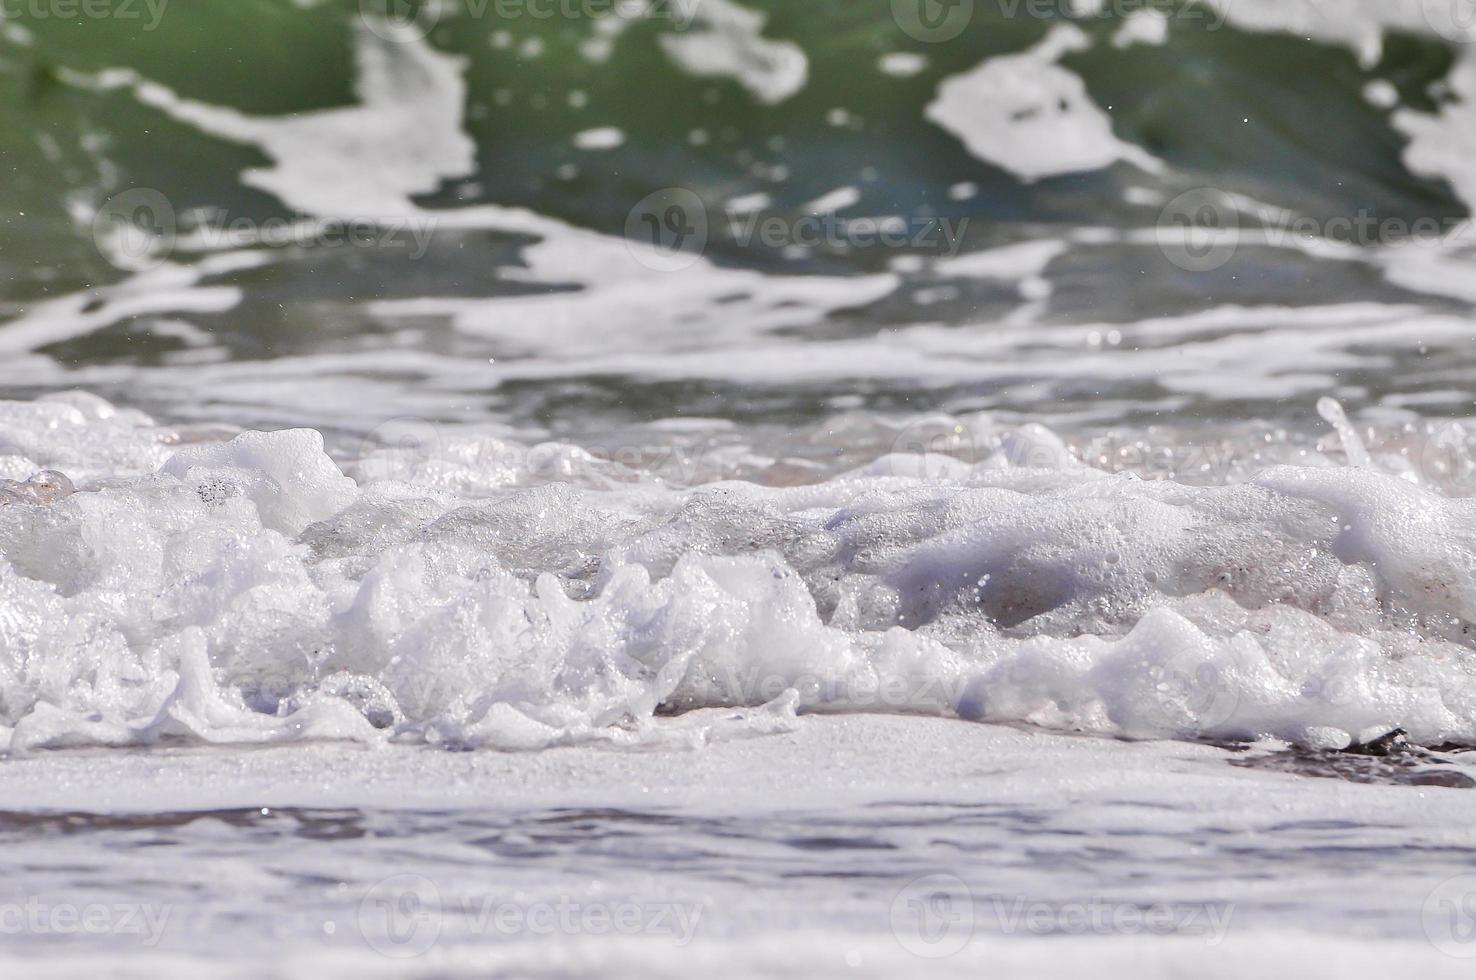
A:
[0,0,1473,430]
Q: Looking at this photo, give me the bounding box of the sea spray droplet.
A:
[1317,397,1372,469]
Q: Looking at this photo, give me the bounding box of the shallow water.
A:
[3,719,1476,977]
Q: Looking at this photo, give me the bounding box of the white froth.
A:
[657,0,807,105]
[1364,79,1399,109]
[5,393,1476,754]
[925,26,1162,182]
[802,186,860,214]
[1395,50,1476,212]
[877,52,928,77]
[572,126,626,150]
[1203,0,1476,65]
[61,27,899,393]
[724,191,771,213]
[120,25,476,218]
[1112,9,1170,48]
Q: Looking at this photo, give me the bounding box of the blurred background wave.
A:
[3,0,1476,438]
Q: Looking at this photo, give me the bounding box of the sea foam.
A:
[2,393,1476,753]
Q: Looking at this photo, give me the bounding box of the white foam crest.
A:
[1203,0,1476,65]
[131,26,475,218]
[925,25,1162,182]
[0,252,258,356]
[656,0,808,105]
[69,28,895,371]
[5,393,1476,753]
